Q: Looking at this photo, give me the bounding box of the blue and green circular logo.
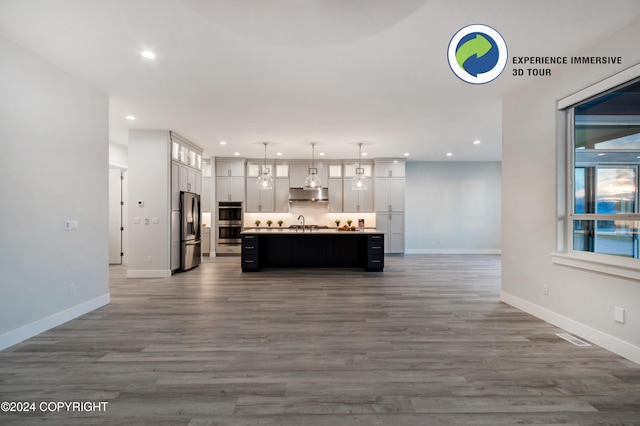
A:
[448,24,507,84]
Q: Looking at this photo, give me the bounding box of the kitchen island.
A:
[241,228,384,272]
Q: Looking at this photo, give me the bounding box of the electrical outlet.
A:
[543,285,549,295]
[614,306,625,324]
[69,283,75,294]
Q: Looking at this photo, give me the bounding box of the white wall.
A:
[405,162,502,253]
[109,141,128,169]
[0,36,110,350]
[127,130,171,277]
[502,19,640,363]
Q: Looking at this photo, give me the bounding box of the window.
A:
[568,78,640,259]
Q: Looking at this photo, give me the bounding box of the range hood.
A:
[289,187,328,202]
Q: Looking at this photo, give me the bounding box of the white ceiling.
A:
[1,0,639,161]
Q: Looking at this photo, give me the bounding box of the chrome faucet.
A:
[298,215,305,232]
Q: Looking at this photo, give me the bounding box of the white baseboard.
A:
[501,291,640,365]
[126,269,172,278]
[0,293,110,351]
[405,248,502,255]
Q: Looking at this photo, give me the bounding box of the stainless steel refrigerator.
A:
[180,191,201,271]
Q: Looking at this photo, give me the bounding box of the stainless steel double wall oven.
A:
[216,201,242,255]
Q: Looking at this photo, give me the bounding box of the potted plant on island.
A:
[346,219,352,227]
[334,219,341,228]
[254,220,261,227]
[266,220,273,227]
[277,220,283,227]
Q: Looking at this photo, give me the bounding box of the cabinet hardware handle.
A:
[245,236,254,239]
[245,246,254,249]
[372,246,381,249]
[244,259,254,263]
[371,236,381,239]
[371,260,381,263]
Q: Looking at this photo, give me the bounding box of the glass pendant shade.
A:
[352,168,368,190]
[351,142,368,191]
[256,168,273,189]
[256,142,273,190]
[304,168,322,190]
[303,142,322,190]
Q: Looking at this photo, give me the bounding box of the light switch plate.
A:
[614,306,625,324]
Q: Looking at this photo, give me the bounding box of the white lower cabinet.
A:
[376,212,405,253]
[202,227,211,255]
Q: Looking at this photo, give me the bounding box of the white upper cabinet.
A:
[216,160,245,177]
[344,163,372,177]
[246,160,275,178]
[342,180,373,213]
[246,177,275,212]
[274,178,290,213]
[375,160,405,177]
[289,162,327,187]
[328,178,343,213]
[328,164,342,178]
[275,164,289,178]
[216,177,244,202]
[215,158,245,202]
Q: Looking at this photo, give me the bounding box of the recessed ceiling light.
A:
[319,152,325,156]
[220,141,226,145]
[597,153,606,156]
[276,152,283,156]
[362,152,368,156]
[446,152,453,157]
[473,140,481,145]
[403,153,410,157]
[233,152,240,156]
[140,50,156,59]
[125,115,136,120]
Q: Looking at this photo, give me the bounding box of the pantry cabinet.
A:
[374,159,405,253]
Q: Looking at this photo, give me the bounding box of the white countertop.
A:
[241,228,381,235]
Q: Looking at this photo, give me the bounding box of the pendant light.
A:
[256,142,273,190]
[303,142,322,190]
[352,142,368,190]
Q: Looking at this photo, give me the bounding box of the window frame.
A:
[552,64,640,279]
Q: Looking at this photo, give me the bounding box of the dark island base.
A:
[241,233,384,272]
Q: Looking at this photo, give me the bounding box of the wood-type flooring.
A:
[1,255,639,425]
